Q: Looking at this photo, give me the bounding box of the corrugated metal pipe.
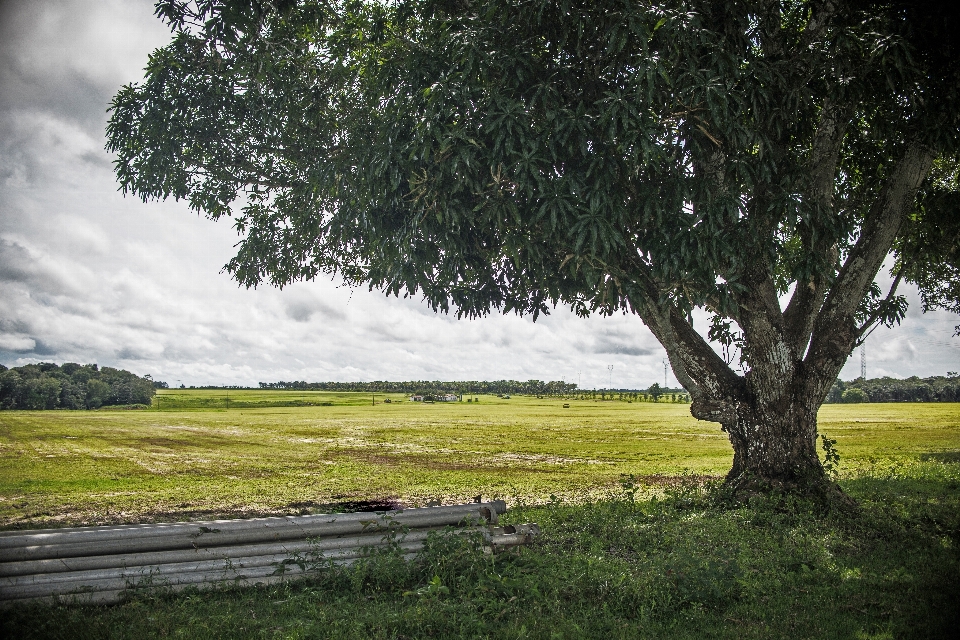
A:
[0,501,539,605]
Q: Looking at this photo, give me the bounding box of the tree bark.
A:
[719,380,823,490]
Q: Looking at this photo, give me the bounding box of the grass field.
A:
[1,392,958,638]
[0,391,958,529]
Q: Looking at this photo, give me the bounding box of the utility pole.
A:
[860,344,866,380]
[607,364,613,389]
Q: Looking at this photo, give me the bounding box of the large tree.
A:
[108,0,960,493]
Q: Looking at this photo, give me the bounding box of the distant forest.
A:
[260,380,592,396]
[257,380,581,396]
[826,375,960,403]
[253,380,693,397]
[255,376,959,402]
[0,363,163,410]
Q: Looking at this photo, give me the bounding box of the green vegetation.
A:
[0,392,957,637]
[0,391,738,527]
[0,363,160,410]
[827,374,960,403]
[2,476,958,638]
[0,392,955,529]
[840,388,870,404]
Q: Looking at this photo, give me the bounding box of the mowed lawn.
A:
[0,390,958,529]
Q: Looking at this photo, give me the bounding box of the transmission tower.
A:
[663,359,669,388]
[607,364,613,389]
[860,344,866,380]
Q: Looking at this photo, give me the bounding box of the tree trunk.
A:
[721,393,824,491]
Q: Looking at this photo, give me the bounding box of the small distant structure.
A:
[409,394,457,402]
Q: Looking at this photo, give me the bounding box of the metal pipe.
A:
[0,501,536,606]
[0,540,429,596]
[0,508,501,562]
[0,501,504,551]
[2,551,424,603]
[0,526,483,577]
[1,554,418,607]
[2,527,517,598]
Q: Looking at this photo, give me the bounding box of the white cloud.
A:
[0,334,35,352]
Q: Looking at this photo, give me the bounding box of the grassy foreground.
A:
[0,393,958,638]
[1,480,958,639]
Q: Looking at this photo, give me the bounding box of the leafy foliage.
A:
[107,0,960,323]
[895,159,960,334]
[0,362,161,410]
[826,374,960,403]
[820,433,841,479]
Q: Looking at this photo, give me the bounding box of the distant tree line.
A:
[258,379,579,396]
[0,363,164,410]
[826,374,960,403]
[254,379,694,400]
[569,384,690,403]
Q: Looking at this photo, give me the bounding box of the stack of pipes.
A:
[0,501,539,605]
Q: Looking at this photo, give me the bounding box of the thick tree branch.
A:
[783,100,848,356]
[801,0,838,48]
[757,0,785,57]
[732,270,794,403]
[804,142,935,397]
[623,256,744,423]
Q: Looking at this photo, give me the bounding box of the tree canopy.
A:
[107,0,960,490]
[826,374,960,403]
[0,363,162,410]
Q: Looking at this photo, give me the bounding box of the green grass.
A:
[0,393,958,638]
[1,481,958,639]
[0,391,731,528]
[0,392,957,528]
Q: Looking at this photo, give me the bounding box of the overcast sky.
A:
[0,0,957,388]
